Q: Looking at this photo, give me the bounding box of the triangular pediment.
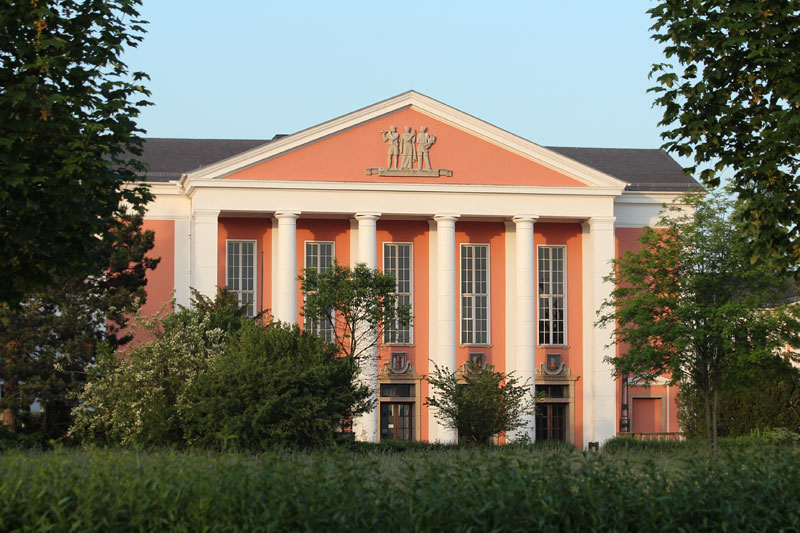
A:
[184,91,628,190]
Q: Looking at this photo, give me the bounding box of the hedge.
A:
[2,447,799,531]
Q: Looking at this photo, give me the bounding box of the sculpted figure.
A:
[382,126,400,168]
[416,126,436,170]
[399,126,417,170]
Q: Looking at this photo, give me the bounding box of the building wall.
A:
[615,227,681,434]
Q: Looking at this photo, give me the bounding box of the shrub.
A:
[181,320,371,450]
[426,362,535,444]
[68,309,227,447]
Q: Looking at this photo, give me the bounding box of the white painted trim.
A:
[183,178,624,197]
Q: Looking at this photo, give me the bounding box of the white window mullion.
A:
[383,243,413,344]
[226,240,256,317]
[460,244,489,345]
[305,241,335,342]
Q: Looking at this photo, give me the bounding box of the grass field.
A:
[2,440,799,532]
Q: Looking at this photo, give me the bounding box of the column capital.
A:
[192,208,220,219]
[584,216,616,231]
[512,214,539,225]
[433,213,460,223]
[275,210,300,220]
[354,211,381,221]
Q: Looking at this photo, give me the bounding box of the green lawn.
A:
[2,442,799,531]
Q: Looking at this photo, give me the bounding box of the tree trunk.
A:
[0,380,17,432]
[711,384,719,460]
[703,385,713,457]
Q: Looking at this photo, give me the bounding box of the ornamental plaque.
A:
[366,125,453,177]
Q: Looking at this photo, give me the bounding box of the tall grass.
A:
[2,446,799,531]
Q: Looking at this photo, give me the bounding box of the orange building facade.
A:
[138,92,695,446]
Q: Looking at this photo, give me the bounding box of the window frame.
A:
[459,243,491,346]
[226,239,257,318]
[382,242,414,345]
[304,240,335,342]
[537,244,567,347]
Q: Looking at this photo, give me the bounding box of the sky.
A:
[124,1,673,152]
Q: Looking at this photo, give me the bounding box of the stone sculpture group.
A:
[381,126,436,170]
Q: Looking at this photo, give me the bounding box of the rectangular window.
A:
[538,245,566,346]
[383,243,413,344]
[305,241,334,342]
[461,244,489,345]
[226,240,256,317]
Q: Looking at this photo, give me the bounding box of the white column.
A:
[191,209,220,300]
[431,213,460,443]
[353,212,381,443]
[582,216,617,446]
[512,215,538,441]
[275,211,300,324]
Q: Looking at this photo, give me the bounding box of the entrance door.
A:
[535,403,566,441]
[632,397,663,433]
[380,402,412,441]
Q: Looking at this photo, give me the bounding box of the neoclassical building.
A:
[137,91,696,446]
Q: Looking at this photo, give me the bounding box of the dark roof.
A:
[547,147,699,191]
[137,138,700,191]
[137,138,270,181]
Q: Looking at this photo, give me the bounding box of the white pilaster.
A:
[174,216,192,308]
[512,215,538,441]
[353,212,381,443]
[582,216,617,446]
[431,213,460,443]
[275,211,300,324]
[191,209,220,300]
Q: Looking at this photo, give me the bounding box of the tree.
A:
[425,362,535,444]
[300,262,411,361]
[678,353,800,438]
[649,1,800,269]
[0,0,152,306]
[0,214,158,441]
[597,193,800,457]
[181,320,371,450]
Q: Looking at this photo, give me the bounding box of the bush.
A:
[181,320,371,450]
[426,362,535,444]
[69,310,227,448]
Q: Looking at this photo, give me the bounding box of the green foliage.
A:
[425,362,535,444]
[598,192,800,456]
[678,356,800,438]
[649,0,800,269]
[181,320,371,450]
[0,214,158,442]
[4,447,800,530]
[300,262,411,360]
[0,0,153,305]
[68,295,233,447]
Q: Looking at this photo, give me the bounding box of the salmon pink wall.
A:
[225,108,586,188]
[535,223,584,447]
[295,219,350,325]
[217,217,272,316]
[376,220,430,442]
[615,228,681,434]
[140,219,174,317]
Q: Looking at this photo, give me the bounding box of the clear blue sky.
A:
[125,1,672,151]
